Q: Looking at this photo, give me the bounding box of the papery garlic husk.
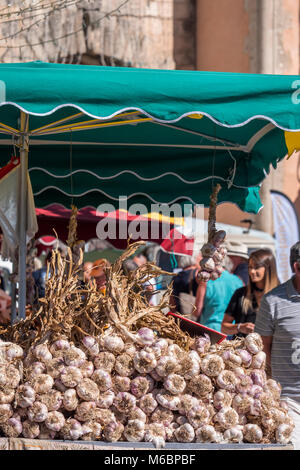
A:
[192,334,211,355]
[22,420,40,439]
[213,407,239,430]
[150,405,174,426]
[195,424,223,443]
[103,335,124,355]
[236,374,253,394]
[0,364,21,388]
[130,376,151,398]
[174,423,195,443]
[30,374,54,394]
[123,342,138,358]
[251,351,266,370]
[81,336,99,357]
[46,357,66,379]
[63,347,86,367]
[232,394,254,415]
[139,393,158,415]
[264,379,282,400]
[243,423,263,443]
[1,417,22,437]
[165,422,179,441]
[27,401,48,423]
[77,378,100,402]
[178,394,200,416]
[92,369,112,392]
[0,404,13,423]
[144,423,166,449]
[134,350,157,374]
[38,390,63,411]
[93,352,116,372]
[276,424,294,445]
[61,418,83,440]
[96,390,115,409]
[80,361,94,378]
[26,362,46,379]
[201,243,217,258]
[94,408,115,427]
[60,366,83,388]
[128,406,147,423]
[45,411,65,432]
[81,420,102,441]
[180,352,200,380]
[151,339,169,358]
[187,404,210,428]
[114,353,135,377]
[103,420,124,442]
[124,419,145,442]
[39,423,56,440]
[0,387,15,404]
[236,349,252,368]
[49,339,70,357]
[188,374,213,398]
[223,425,244,443]
[63,389,78,411]
[167,344,183,360]
[244,333,263,355]
[15,384,36,408]
[198,270,211,282]
[222,350,242,370]
[156,390,181,411]
[261,407,289,431]
[114,392,137,413]
[5,344,24,362]
[136,328,156,346]
[250,369,267,388]
[164,374,186,395]
[112,375,131,392]
[32,344,52,363]
[75,401,97,422]
[155,356,180,378]
[201,354,225,377]
[216,370,239,392]
[213,390,233,410]
[200,257,215,273]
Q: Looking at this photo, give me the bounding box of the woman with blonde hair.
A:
[221,248,279,337]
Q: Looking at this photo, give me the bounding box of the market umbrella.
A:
[0,61,300,318]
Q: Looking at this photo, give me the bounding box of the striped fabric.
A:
[255,277,300,398]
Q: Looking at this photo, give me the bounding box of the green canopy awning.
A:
[0,61,300,213]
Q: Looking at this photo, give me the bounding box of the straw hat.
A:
[224,241,249,260]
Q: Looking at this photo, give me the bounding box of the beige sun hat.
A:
[224,240,249,260]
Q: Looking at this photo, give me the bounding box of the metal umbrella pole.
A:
[17,112,29,321]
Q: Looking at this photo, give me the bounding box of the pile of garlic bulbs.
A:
[0,331,294,446]
[198,231,227,282]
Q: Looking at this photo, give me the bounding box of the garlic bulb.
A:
[114,353,135,377]
[174,423,195,443]
[244,333,263,355]
[124,419,145,442]
[60,366,83,388]
[30,374,54,394]
[150,406,174,426]
[187,404,210,428]
[155,356,179,378]
[216,370,238,392]
[93,352,115,372]
[236,349,252,368]
[114,392,137,413]
[178,394,199,416]
[264,379,282,400]
[92,369,112,392]
[0,388,15,404]
[75,401,97,422]
[81,420,102,441]
[0,404,13,423]
[243,424,263,443]
[5,344,24,361]
[63,347,86,367]
[46,357,66,379]
[276,424,294,445]
[200,257,215,272]
[251,351,266,370]
[22,420,40,439]
[152,339,169,358]
[77,378,100,402]
[61,418,83,440]
[103,335,124,354]
[180,352,200,380]
[1,364,21,388]
[27,401,48,423]
[165,422,179,441]
[81,336,100,356]
[80,361,94,378]
[123,342,137,358]
[236,374,253,394]
[144,423,166,449]
[213,390,233,410]
[156,391,180,411]
[39,423,56,440]
[198,271,211,282]
[136,328,156,346]
[112,375,131,392]
[54,379,67,393]
[188,374,213,398]
[50,339,70,356]
[94,408,115,427]
[222,350,243,370]
[134,350,157,374]
[38,390,62,412]
[232,394,254,415]
[167,344,183,360]
[45,411,65,432]
[223,426,244,443]
[201,243,217,258]
[27,362,46,379]
[139,393,158,415]
[1,416,22,437]
[131,376,151,398]
[16,384,36,408]
[96,390,115,409]
[201,354,225,377]
[128,407,147,423]
[250,370,267,388]
[164,374,186,395]
[33,344,52,363]
[248,385,264,399]
[103,420,124,442]
[214,407,239,430]
[63,389,78,411]
[195,425,222,443]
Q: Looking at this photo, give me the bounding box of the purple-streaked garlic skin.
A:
[136,328,156,346]
[6,344,24,361]
[103,335,124,354]
[63,347,86,367]
[236,349,252,368]
[174,423,195,443]
[31,374,54,394]
[96,390,115,409]
[76,378,100,402]
[112,375,131,392]
[93,352,115,372]
[63,389,78,411]
[103,420,124,442]
[60,366,83,388]
[244,333,263,355]
[187,404,210,428]
[92,369,112,392]
[156,391,180,411]
[113,392,137,413]
[130,376,151,398]
[139,393,158,415]
[80,361,94,378]
[251,351,266,370]
[123,419,145,442]
[243,424,263,443]
[27,401,48,423]
[81,336,100,356]
[163,374,186,395]
[134,350,157,374]
[33,344,52,363]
